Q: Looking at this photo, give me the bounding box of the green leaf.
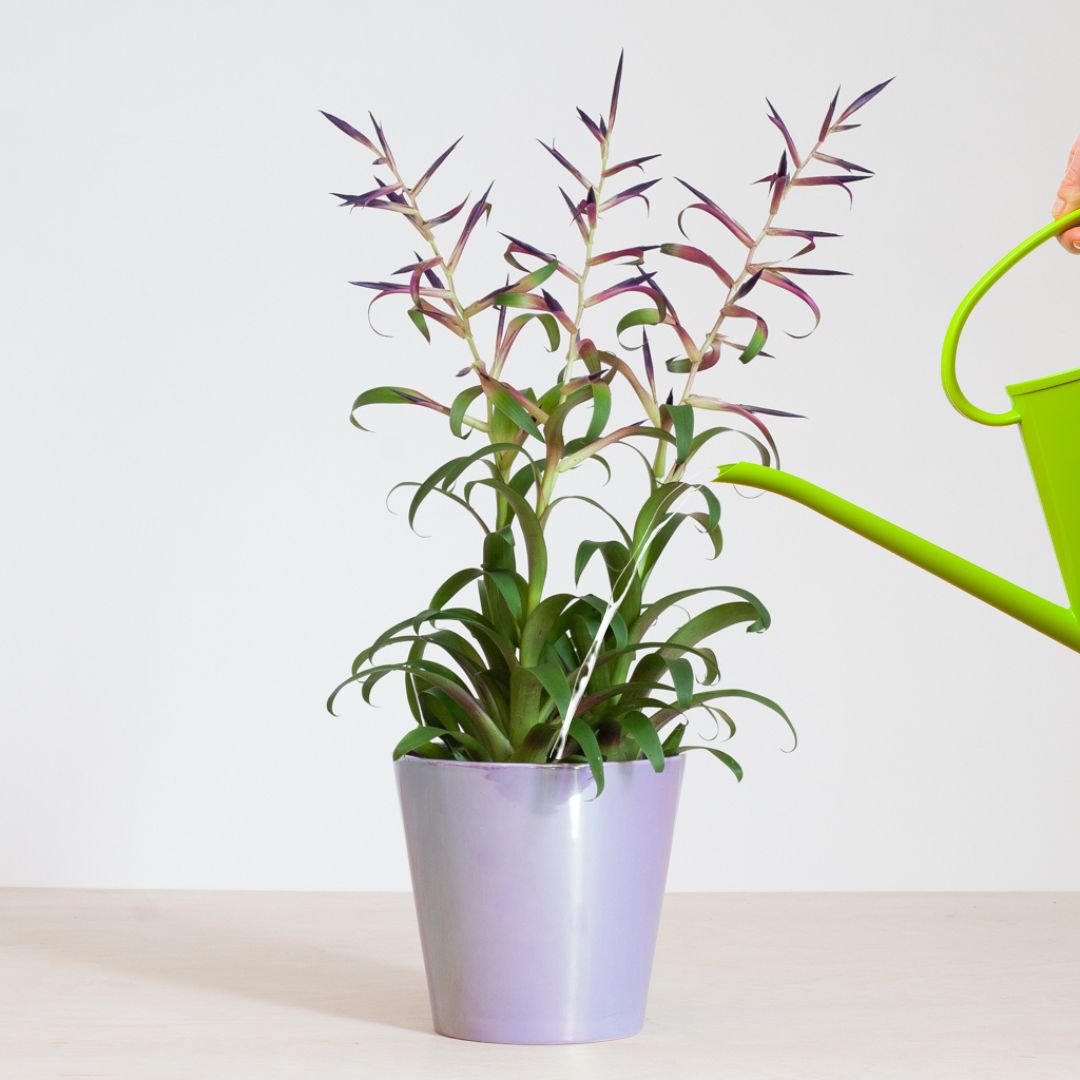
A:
[483,381,544,441]
[633,585,771,643]
[616,306,662,342]
[682,688,795,750]
[535,312,560,352]
[662,403,694,463]
[664,656,694,708]
[528,660,572,723]
[449,386,484,438]
[350,386,432,431]
[585,381,612,443]
[618,711,666,771]
[575,539,603,585]
[482,567,525,624]
[668,601,766,648]
[407,308,431,342]
[681,744,743,781]
[661,721,688,754]
[739,324,767,364]
[568,718,605,796]
[511,258,560,292]
[393,725,486,760]
[474,477,548,612]
[405,442,536,532]
[430,568,483,610]
[520,592,573,667]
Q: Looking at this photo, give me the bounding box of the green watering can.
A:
[715,208,1080,652]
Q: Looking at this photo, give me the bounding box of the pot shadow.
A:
[19,896,433,1034]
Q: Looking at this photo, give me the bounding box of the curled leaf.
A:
[603,153,661,178]
[600,178,661,214]
[760,268,821,337]
[675,178,754,246]
[659,243,734,287]
[721,305,769,363]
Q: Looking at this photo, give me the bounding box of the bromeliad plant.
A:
[325,56,889,793]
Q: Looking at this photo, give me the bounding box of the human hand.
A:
[1052,136,1080,252]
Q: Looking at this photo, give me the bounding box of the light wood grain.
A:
[1,890,1078,1078]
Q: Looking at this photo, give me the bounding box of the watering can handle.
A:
[941,207,1080,426]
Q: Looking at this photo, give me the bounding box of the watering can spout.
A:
[714,207,1080,653]
[713,461,1080,651]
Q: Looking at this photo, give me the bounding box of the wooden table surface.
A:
[2,889,1078,1078]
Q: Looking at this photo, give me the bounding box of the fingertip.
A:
[1059,226,1080,252]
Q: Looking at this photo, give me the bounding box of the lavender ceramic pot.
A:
[395,754,685,1044]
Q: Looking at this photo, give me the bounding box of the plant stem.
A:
[560,140,611,390]
[537,137,614,520]
[677,132,829,408]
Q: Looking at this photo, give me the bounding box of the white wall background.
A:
[2,0,1078,891]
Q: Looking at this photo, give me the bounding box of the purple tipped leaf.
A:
[332,183,404,208]
[413,136,463,197]
[367,112,395,168]
[540,289,576,334]
[760,269,821,338]
[642,331,656,399]
[766,99,802,168]
[791,173,871,206]
[675,179,754,246]
[765,226,841,258]
[813,151,874,174]
[658,243,734,287]
[588,245,659,268]
[424,194,469,228]
[501,234,579,282]
[584,278,668,320]
[818,87,840,142]
[538,141,591,189]
[577,107,605,145]
[447,182,494,271]
[733,269,763,301]
[735,403,806,418]
[769,266,851,276]
[599,177,661,214]
[603,154,662,178]
[558,186,589,241]
[608,49,624,133]
[836,78,894,124]
[408,257,442,307]
[320,111,380,155]
[769,173,787,214]
[584,186,598,230]
[683,396,779,462]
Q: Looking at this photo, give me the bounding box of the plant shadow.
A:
[21,894,433,1034]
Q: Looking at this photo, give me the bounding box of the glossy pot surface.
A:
[396,754,685,1044]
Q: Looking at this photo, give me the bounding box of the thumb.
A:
[1052,135,1080,253]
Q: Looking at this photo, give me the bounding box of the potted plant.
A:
[324,56,888,1044]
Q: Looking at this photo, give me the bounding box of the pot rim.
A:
[395,753,684,773]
